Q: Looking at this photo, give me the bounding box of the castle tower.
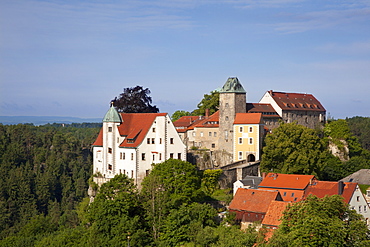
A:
[102,103,122,177]
[218,77,247,156]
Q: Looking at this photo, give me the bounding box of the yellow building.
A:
[233,113,264,162]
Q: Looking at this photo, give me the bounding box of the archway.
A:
[247,154,255,162]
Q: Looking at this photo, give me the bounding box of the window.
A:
[214,132,217,137]
[238,137,243,144]
[239,126,243,133]
[152,138,155,144]
[225,116,229,121]
[108,164,112,170]
[131,153,134,160]
[142,153,146,160]
[212,143,215,148]
[249,138,253,145]
[160,138,162,144]
[365,206,367,212]
[192,132,196,137]
[131,170,134,178]
[152,128,156,132]
[147,138,150,144]
[291,193,295,197]
[159,153,162,160]
[359,206,362,212]
[178,153,181,159]
[238,151,243,160]
[170,153,174,159]
[146,170,150,176]
[108,126,112,132]
[357,196,360,202]
[108,147,112,154]
[170,138,174,144]
[122,152,125,160]
[209,132,212,137]
[249,127,253,133]
[200,132,204,137]
[120,152,122,159]
[283,192,287,196]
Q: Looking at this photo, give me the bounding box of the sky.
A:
[1,0,369,120]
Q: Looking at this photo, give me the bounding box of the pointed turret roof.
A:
[219,77,246,93]
[103,103,122,123]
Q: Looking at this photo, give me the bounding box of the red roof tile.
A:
[246,103,279,117]
[92,128,103,146]
[268,91,325,112]
[258,173,317,190]
[234,113,262,124]
[92,113,167,149]
[277,189,305,202]
[118,113,166,148]
[262,200,290,227]
[193,111,219,128]
[173,116,201,128]
[304,181,357,204]
[229,188,282,213]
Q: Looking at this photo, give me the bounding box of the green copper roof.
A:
[103,104,122,123]
[219,77,246,93]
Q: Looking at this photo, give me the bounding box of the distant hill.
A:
[0,116,102,126]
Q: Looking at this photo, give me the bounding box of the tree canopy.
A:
[192,90,219,116]
[112,86,159,113]
[268,195,370,247]
[260,122,333,179]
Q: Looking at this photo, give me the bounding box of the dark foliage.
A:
[112,86,159,113]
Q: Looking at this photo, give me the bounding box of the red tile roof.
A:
[304,181,357,204]
[193,111,220,128]
[268,90,325,112]
[262,200,290,227]
[229,188,282,214]
[92,128,103,146]
[246,103,279,117]
[234,113,262,124]
[92,113,167,148]
[277,189,305,202]
[118,113,166,148]
[174,115,206,131]
[258,173,317,190]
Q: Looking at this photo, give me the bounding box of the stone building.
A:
[174,77,326,167]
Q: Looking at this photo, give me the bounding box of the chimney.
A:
[262,172,266,180]
[338,181,344,195]
[205,109,210,118]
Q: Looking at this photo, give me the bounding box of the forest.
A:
[0,116,369,246]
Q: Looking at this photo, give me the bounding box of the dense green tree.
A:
[87,174,150,246]
[112,85,159,113]
[201,169,223,196]
[268,195,370,247]
[159,202,218,246]
[171,110,191,122]
[140,159,204,241]
[260,122,333,179]
[192,90,219,116]
[346,116,370,151]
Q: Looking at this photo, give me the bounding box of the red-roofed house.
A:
[304,181,370,225]
[229,188,283,229]
[262,200,290,240]
[92,105,186,186]
[259,90,326,129]
[258,173,318,202]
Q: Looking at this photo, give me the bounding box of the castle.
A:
[174,77,326,166]
[92,77,326,185]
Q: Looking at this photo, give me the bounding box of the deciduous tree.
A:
[112,86,159,113]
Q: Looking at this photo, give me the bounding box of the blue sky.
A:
[1,0,369,120]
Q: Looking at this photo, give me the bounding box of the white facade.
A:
[349,185,370,226]
[93,107,186,186]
